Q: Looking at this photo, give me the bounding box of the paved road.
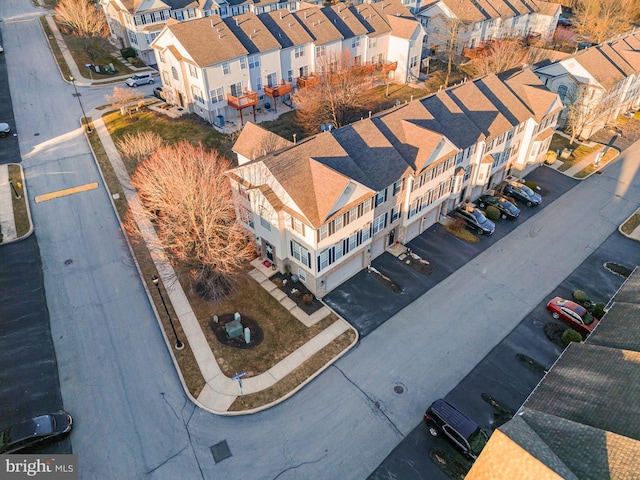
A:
[2,1,640,479]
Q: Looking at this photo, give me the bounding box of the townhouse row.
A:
[148,0,425,126]
[534,29,640,139]
[100,0,323,64]
[227,69,563,298]
[416,0,561,57]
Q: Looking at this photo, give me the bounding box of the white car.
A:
[0,123,10,137]
[125,73,154,87]
[0,45,4,53]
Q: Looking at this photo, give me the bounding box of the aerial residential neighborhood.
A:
[1,0,640,478]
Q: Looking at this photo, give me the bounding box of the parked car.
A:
[546,297,600,334]
[476,194,520,220]
[126,73,154,87]
[424,399,489,460]
[451,206,495,235]
[503,183,541,207]
[0,411,73,454]
[153,86,165,100]
[0,123,10,137]
[0,45,4,53]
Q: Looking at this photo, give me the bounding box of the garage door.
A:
[325,252,364,293]
[370,236,385,259]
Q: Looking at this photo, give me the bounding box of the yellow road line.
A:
[35,182,99,203]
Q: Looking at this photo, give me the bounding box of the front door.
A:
[264,241,274,261]
[388,228,396,246]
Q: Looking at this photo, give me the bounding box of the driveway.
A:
[369,228,640,479]
[325,167,579,336]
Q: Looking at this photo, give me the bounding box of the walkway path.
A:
[89,109,356,414]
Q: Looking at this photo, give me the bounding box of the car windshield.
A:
[502,201,518,213]
[521,185,534,196]
[472,210,487,223]
[469,427,489,455]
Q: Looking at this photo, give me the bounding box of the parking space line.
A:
[35,182,99,203]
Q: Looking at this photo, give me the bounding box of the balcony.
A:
[375,61,397,74]
[264,81,292,99]
[226,90,259,110]
[296,73,322,89]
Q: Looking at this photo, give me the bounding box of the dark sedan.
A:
[451,207,495,235]
[0,411,73,454]
[476,194,520,220]
[503,183,541,207]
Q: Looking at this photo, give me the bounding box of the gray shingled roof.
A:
[166,15,248,67]
[293,6,343,45]
[223,11,281,55]
[587,302,640,352]
[329,119,413,190]
[260,9,314,49]
[525,341,640,441]
[608,266,640,303]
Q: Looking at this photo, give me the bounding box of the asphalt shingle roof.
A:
[233,121,293,161]
[293,6,343,45]
[260,9,314,49]
[165,16,248,67]
[223,11,281,55]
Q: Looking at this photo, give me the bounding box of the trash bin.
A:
[216,115,225,127]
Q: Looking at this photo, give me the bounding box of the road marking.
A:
[35,182,99,203]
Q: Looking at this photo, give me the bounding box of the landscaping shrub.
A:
[592,303,606,319]
[524,180,538,191]
[572,290,588,302]
[274,277,283,288]
[485,205,500,221]
[121,47,136,59]
[562,328,582,345]
[544,150,558,165]
[303,294,313,305]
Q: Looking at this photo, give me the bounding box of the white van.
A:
[126,73,154,87]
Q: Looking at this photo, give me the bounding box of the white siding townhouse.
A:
[416,0,561,57]
[99,0,321,64]
[150,0,425,124]
[534,30,640,139]
[227,69,563,297]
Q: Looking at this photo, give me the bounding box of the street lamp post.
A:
[9,180,21,199]
[69,76,92,133]
[151,275,184,350]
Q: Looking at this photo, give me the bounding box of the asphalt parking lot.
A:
[325,167,580,336]
[368,228,640,479]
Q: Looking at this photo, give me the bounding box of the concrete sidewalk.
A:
[43,15,153,87]
[88,108,357,414]
[0,164,33,244]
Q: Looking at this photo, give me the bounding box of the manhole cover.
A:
[373,401,380,409]
[394,385,404,394]
[211,440,232,464]
[34,133,40,136]
[596,171,603,175]
[64,259,73,265]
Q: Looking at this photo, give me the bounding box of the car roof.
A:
[429,399,478,437]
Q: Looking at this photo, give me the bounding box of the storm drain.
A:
[394,385,404,394]
[211,440,232,464]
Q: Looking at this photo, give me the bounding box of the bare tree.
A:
[55,0,109,62]
[472,39,529,76]
[292,51,373,134]
[105,87,145,116]
[127,142,254,300]
[574,0,635,44]
[116,131,164,165]
[426,1,476,87]
[564,84,615,143]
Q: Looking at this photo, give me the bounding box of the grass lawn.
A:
[556,143,600,172]
[182,270,338,378]
[7,164,30,238]
[574,148,618,178]
[103,110,235,169]
[621,212,640,235]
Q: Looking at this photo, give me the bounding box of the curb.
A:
[0,164,35,246]
[618,208,640,243]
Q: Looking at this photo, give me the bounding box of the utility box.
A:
[216,115,225,127]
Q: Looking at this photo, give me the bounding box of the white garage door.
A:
[325,252,364,293]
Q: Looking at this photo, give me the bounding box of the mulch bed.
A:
[544,323,570,349]
[399,252,433,275]
[269,272,324,315]
[369,267,402,293]
[210,313,264,349]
